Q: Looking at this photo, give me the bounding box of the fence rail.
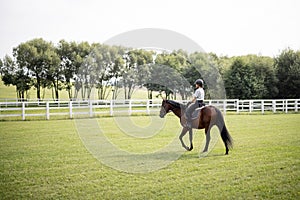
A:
[0,99,299,120]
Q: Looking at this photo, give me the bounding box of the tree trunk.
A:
[17,90,20,100]
[55,79,59,100]
[36,76,41,100]
[81,83,85,100]
[55,90,59,101]
[37,86,41,100]
[148,90,152,99]
[66,83,72,100]
[87,87,92,100]
[124,85,127,99]
[68,88,72,100]
[51,87,55,100]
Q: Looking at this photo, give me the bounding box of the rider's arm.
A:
[191,96,196,103]
[191,89,199,103]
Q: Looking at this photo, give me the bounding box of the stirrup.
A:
[186,121,192,129]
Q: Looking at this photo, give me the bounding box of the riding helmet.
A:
[194,79,203,87]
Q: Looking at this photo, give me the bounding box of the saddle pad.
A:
[191,107,202,120]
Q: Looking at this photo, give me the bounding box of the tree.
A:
[225,58,253,99]
[72,42,92,99]
[76,53,97,100]
[97,45,126,100]
[247,55,277,99]
[148,63,188,99]
[275,49,300,98]
[56,40,77,100]
[109,46,126,100]
[74,44,126,100]
[1,55,31,99]
[82,44,119,100]
[121,49,153,99]
[209,53,234,79]
[154,50,190,99]
[224,55,277,99]
[13,38,59,100]
[45,47,61,100]
[0,58,3,75]
[187,52,226,99]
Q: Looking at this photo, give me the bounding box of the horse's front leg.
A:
[179,127,189,151]
[188,129,193,151]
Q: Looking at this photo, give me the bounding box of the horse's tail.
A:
[215,107,233,149]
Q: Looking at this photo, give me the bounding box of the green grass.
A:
[0,114,299,199]
[0,79,17,99]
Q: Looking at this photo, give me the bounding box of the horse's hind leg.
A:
[188,129,193,151]
[203,126,211,152]
[225,146,229,155]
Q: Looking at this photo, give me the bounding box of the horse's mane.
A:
[166,100,187,109]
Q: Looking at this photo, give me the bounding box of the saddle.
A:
[185,106,206,121]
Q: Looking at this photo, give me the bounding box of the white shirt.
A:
[193,87,205,101]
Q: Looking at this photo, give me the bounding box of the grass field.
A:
[0,114,299,199]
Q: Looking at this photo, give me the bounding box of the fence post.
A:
[146,100,150,115]
[208,100,212,105]
[249,100,253,113]
[261,100,264,114]
[223,100,226,115]
[69,101,73,119]
[46,102,50,120]
[236,99,239,113]
[285,100,288,113]
[110,100,113,116]
[89,100,93,117]
[22,102,25,120]
[239,100,242,112]
[128,100,132,115]
[296,100,298,112]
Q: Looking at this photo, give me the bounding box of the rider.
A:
[185,79,205,128]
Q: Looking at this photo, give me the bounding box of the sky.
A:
[1,0,300,58]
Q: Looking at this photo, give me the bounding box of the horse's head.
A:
[159,99,172,118]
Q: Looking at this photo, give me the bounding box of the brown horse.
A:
[159,99,233,155]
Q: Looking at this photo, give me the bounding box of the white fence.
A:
[0,99,299,120]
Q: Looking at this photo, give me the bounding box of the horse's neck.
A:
[172,108,183,119]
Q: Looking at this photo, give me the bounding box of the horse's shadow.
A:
[102,150,225,163]
[179,151,226,160]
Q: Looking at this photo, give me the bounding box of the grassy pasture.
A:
[0,114,299,199]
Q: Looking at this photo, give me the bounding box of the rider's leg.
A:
[185,102,198,128]
[198,100,204,108]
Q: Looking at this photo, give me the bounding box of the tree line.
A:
[0,38,299,100]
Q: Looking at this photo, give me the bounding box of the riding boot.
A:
[185,101,198,129]
[185,115,192,128]
[186,120,192,129]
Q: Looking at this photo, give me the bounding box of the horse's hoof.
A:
[188,147,193,151]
